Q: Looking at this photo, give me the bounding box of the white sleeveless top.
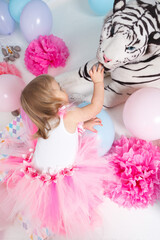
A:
[32,116,78,173]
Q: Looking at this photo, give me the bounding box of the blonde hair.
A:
[21,74,67,139]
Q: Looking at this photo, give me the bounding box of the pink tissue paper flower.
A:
[104,136,160,208]
[24,35,70,76]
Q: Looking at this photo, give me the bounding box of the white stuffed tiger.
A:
[56,0,160,108]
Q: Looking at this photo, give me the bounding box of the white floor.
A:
[0,0,160,239]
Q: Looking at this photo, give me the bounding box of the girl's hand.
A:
[89,63,104,84]
[83,117,103,133]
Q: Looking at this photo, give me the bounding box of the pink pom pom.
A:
[24,35,70,76]
[0,62,21,78]
[104,136,160,208]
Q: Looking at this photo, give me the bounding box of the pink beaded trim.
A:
[20,165,75,184]
[20,150,75,184]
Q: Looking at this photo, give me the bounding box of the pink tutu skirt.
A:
[0,134,110,238]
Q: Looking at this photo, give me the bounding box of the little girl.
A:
[0,64,110,239]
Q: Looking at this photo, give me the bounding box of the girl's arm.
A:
[64,64,104,133]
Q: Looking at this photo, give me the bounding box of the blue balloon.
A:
[20,0,53,42]
[88,0,114,16]
[9,0,31,23]
[0,0,15,35]
[78,102,115,156]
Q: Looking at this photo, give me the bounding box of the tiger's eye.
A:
[127,46,135,51]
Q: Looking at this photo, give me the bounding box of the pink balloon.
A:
[123,87,160,141]
[0,74,25,112]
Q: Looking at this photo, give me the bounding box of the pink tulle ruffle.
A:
[0,62,21,77]
[104,136,160,208]
[0,135,110,238]
[24,35,69,76]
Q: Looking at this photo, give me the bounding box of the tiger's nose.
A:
[103,54,111,63]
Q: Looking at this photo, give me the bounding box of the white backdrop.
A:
[0,0,160,239]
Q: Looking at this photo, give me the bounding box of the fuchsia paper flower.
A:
[24,35,69,76]
[104,136,160,208]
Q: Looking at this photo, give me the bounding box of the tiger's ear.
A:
[113,0,126,13]
[148,32,160,45]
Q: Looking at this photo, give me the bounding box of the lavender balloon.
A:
[0,0,15,35]
[20,0,53,42]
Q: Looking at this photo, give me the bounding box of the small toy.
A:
[1,45,21,62]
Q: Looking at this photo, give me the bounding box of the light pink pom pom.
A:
[0,62,21,77]
[24,35,69,76]
[104,136,160,208]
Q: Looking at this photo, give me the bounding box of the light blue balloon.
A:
[9,0,31,23]
[20,0,53,42]
[88,0,114,16]
[0,0,15,35]
[78,102,115,156]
